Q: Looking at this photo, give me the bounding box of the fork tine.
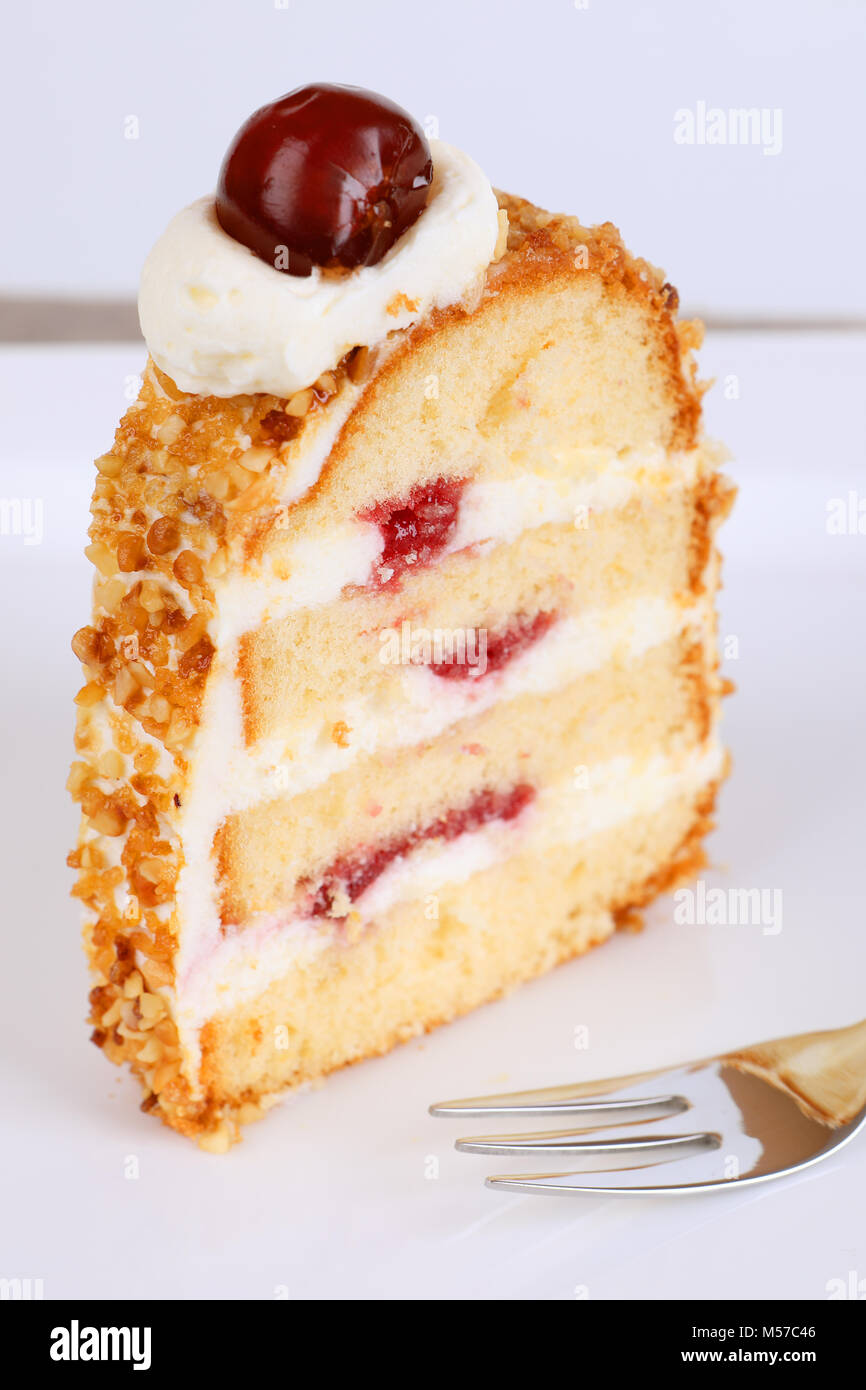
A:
[485,1171,732,1197]
[438,1097,688,1129]
[429,1082,688,1120]
[457,1131,719,1169]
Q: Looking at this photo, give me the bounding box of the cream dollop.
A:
[137,140,500,398]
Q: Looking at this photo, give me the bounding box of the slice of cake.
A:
[68,83,734,1149]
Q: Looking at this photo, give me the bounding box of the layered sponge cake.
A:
[68,85,733,1148]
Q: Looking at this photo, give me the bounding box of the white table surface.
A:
[0,333,863,1300]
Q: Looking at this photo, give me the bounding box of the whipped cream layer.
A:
[175,739,726,1058]
[167,450,713,1092]
[138,140,500,398]
[173,586,716,1070]
[203,593,713,818]
[221,446,705,643]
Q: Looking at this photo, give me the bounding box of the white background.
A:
[1,0,865,1303]
[4,0,865,318]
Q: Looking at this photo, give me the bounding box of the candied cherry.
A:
[215,83,433,277]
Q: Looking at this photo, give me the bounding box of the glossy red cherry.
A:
[215,84,433,277]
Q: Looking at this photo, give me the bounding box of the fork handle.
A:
[731,1017,866,1127]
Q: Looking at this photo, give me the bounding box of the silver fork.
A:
[430,1017,866,1195]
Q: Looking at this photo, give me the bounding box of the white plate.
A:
[0,334,863,1299]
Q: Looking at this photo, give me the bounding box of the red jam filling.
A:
[360,477,466,588]
[428,610,556,681]
[306,783,534,919]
